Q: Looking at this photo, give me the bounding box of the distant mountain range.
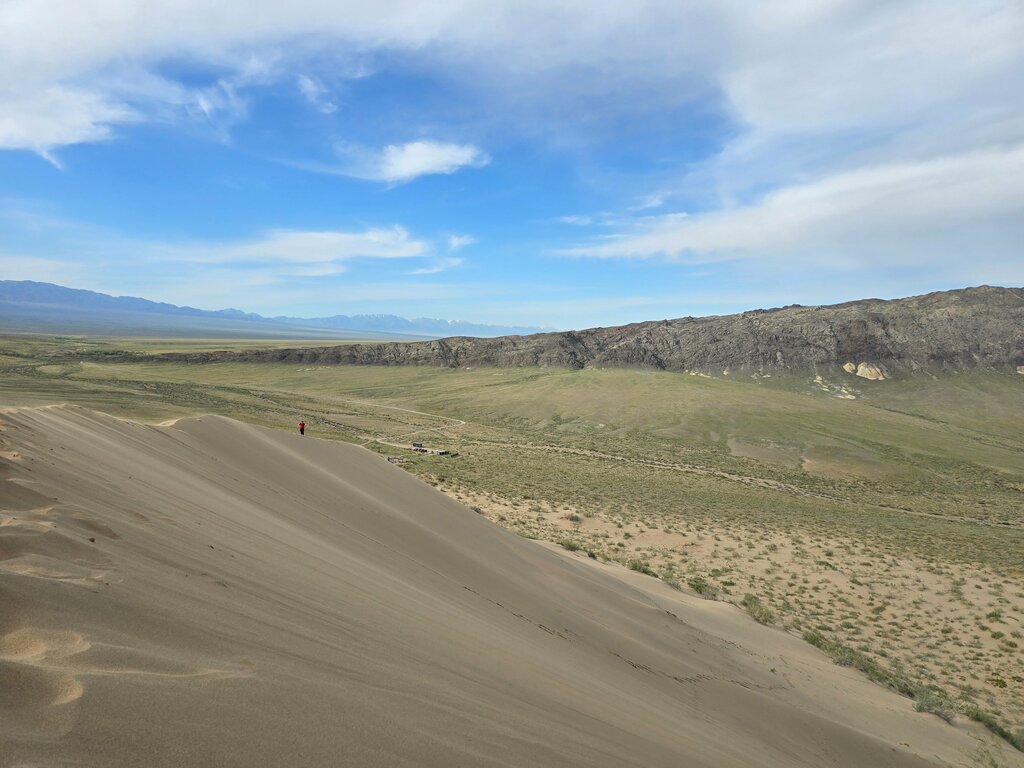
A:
[0,281,551,339]
[140,286,1024,379]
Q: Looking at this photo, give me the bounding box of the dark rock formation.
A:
[137,286,1024,378]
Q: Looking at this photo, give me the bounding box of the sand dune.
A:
[0,405,1018,767]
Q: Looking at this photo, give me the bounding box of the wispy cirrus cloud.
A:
[2,3,1019,164]
[2,1,1022,327]
[5,2,1021,193]
[329,140,490,184]
[0,64,261,166]
[557,215,593,227]
[405,234,473,274]
[296,74,337,114]
[0,86,138,167]
[410,256,464,275]
[0,215,477,315]
[177,226,428,264]
[0,211,432,287]
[627,192,668,212]
[446,234,476,251]
[564,144,1024,278]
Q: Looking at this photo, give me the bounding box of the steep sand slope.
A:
[0,406,1018,767]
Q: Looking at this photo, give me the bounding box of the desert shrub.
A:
[627,559,657,577]
[802,630,917,697]
[961,704,1024,752]
[687,576,717,598]
[914,691,956,723]
[740,594,775,625]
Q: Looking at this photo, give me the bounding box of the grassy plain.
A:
[3,332,1023,749]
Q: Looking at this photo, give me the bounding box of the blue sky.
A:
[1,1,1023,328]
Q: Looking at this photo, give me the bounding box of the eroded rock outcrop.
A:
[133,286,1024,378]
[854,363,886,381]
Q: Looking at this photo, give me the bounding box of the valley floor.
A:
[2,334,1022,757]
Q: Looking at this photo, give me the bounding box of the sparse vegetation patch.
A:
[2,339,1021,748]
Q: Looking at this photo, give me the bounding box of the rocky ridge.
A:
[136,286,1024,378]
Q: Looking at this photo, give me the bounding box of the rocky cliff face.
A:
[148,286,1024,378]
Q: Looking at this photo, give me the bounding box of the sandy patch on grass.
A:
[446,483,1024,744]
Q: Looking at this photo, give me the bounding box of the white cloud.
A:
[0,64,255,163]
[334,140,489,183]
[628,193,667,211]
[196,226,427,263]
[557,215,593,226]
[564,144,1024,270]
[0,214,461,313]
[2,2,1021,171]
[296,74,337,114]
[0,86,138,165]
[1,216,430,284]
[0,3,703,161]
[446,234,476,251]
[719,2,1022,138]
[411,257,464,275]
[1,0,1023,302]
[272,263,348,277]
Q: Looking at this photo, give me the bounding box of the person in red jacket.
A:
[298,421,305,436]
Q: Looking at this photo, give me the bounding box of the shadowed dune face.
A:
[0,406,1019,767]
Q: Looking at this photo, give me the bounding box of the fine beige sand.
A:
[0,405,1019,767]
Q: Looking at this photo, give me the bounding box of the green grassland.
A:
[4,337,1023,562]
[0,333,382,356]
[2,333,1023,748]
